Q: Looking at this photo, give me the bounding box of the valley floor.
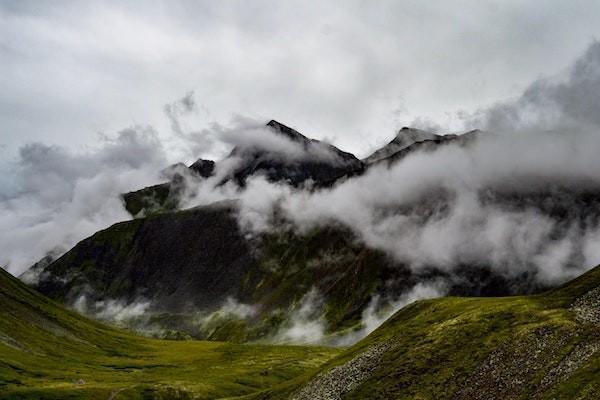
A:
[0,268,339,399]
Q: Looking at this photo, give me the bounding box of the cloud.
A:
[214,297,257,320]
[95,299,152,323]
[270,282,445,346]
[466,41,600,133]
[272,288,326,345]
[72,293,151,323]
[262,130,600,285]
[333,281,447,346]
[172,42,600,292]
[0,127,167,275]
[3,1,600,158]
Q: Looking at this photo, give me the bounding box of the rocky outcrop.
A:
[188,158,215,177]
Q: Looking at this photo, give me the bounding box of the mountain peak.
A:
[266,120,309,143]
[363,127,440,164]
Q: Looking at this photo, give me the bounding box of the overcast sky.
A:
[2,0,600,162]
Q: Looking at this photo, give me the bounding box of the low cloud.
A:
[73,294,151,323]
[272,288,326,345]
[178,130,600,289]
[218,297,257,319]
[0,127,167,275]
[271,283,445,346]
[333,281,446,346]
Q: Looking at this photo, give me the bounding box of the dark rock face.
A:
[36,202,257,312]
[225,120,364,187]
[122,182,177,217]
[34,203,410,326]
[121,159,215,217]
[189,159,215,178]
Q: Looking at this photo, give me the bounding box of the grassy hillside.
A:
[0,267,340,399]
[254,266,600,399]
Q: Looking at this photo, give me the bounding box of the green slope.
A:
[255,266,600,399]
[0,268,340,399]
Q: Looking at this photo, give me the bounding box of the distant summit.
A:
[226,119,364,187]
[363,127,445,164]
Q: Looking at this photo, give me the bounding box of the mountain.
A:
[28,122,600,344]
[31,201,419,341]
[122,158,215,217]
[122,120,364,217]
[365,128,482,168]
[188,158,216,176]
[259,265,600,399]
[0,266,339,399]
[32,199,549,343]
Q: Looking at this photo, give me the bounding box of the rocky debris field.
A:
[454,327,573,400]
[571,286,600,325]
[291,341,392,400]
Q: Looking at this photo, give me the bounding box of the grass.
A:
[253,266,600,399]
[0,268,340,399]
